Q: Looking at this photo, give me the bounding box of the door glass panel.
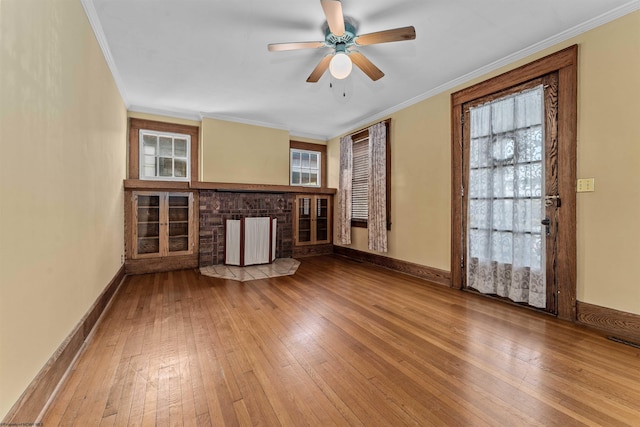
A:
[315,198,328,241]
[298,197,311,243]
[168,195,190,252]
[137,195,161,255]
[466,86,546,308]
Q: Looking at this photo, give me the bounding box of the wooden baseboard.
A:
[125,254,198,275]
[333,245,451,287]
[576,301,640,344]
[293,244,334,258]
[2,265,126,424]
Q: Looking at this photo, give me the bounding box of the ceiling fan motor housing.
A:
[325,22,357,49]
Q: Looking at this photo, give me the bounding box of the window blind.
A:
[352,138,369,220]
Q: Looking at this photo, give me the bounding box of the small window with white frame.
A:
[290,148,321,187]
[139,129,190,181]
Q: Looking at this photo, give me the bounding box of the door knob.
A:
[541,218,551,236]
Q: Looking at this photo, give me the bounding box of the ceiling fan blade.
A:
[306,54,333,83]
[350,52,384,81]
[268,41,326,52]
[355,26,416,46]
[321,0,345,36]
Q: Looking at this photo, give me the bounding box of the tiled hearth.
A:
[198,191,294,266]
[200,258,300,282]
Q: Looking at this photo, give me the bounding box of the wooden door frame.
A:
[451,45,578,321]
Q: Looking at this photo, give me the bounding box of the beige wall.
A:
[330,11,640,315]
[0,0,127,419]
[200,118,292,184]
[125,115,327,184]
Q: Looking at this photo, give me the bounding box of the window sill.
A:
[350,219,392,230]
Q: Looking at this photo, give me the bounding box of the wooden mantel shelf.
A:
[192,181,336,194]
[124,179,336,194]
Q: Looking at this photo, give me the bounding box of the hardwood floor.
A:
[43,255,640,426]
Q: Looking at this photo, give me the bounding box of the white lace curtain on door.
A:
[467,85,546,308]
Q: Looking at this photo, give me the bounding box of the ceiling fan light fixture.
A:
[329,52,352,79]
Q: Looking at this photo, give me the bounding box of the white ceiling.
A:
[84,0,638,140]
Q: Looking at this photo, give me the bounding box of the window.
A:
[128,118,199,183]
[348,121,391,229]
[289,141,327,187]
[351,137,369,221]
[139,130,190,181]
[290,149,321,187]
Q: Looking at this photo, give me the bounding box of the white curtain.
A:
[467,86,546,308]
[368,122,387,252]
[337,134,353,245]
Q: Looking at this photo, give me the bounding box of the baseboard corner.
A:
[2,265,126,424]
[333,245,451,287]
[576,301,640,344]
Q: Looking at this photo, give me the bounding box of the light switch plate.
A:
[577,178,595,192]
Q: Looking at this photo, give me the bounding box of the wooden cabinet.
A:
[294,195,331,246]
[133,191,194,258]
[126,190,198,274]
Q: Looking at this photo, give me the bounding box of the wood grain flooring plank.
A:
[42,256,640,426]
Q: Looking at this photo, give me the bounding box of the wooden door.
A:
[461,75,559,314]
[314,196,331,244]
[133,192,162,258]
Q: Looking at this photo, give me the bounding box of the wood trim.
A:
[240,218,246,267]
[125,254,199,275]
[191,181,337,194]
[269,216,273,262]
[290,141,328,188]
[333,245,451,287]
[2,265,126,425]
[128,118,200,183]
[451,45,578,107]
[125,179,338,195]
[451,102,463,290]
[292,243,334,258]
[450,45,578,320]
[124,179,190,191]
[577,301,640,344]
[555,61,578,321]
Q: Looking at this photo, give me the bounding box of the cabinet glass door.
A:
[315,197,329,242]
[297,196,312,244]
[167,194,190,253]
[137,194,161,255]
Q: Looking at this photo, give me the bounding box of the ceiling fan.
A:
[267,0,416,83]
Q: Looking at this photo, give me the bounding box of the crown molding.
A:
[82,0,638,141]
[128,105,203,122]
[200,112,290,131]
[200,113,329,141]
[328,0,640,139]
[80,0,130,108]
[287,131,329,142]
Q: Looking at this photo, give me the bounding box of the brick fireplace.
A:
[198,191,294,266]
